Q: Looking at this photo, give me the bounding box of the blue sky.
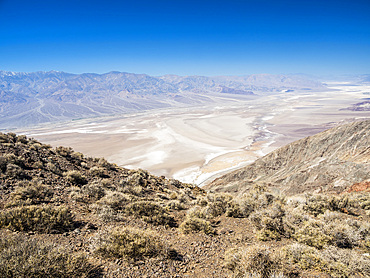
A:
[0,0,369,76]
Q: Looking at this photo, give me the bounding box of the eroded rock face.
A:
[207,120,370,196]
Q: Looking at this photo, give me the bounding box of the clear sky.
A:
[0,0,369,76]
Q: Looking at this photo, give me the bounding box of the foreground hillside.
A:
[208,120,370,196]
[0,132,369,277]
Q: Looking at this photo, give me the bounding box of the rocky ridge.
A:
[207,120,370,196]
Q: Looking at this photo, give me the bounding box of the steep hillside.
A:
[207,120,370,195]
[0,132,369,277]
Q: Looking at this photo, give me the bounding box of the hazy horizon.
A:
[1,0,370,76]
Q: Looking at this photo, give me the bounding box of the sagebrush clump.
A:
[0,205,74,233]
[95,227,167,261]
[0,233,101,278]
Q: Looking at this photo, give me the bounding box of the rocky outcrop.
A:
[207,120,370,195]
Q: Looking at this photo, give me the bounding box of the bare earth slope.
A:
[207,120,370,195]
[1,132,369,277]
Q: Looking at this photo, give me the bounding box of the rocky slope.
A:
[0,132,369,277]
[0,70,324,128]
[207,120,370,196]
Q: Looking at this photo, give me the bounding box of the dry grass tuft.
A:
[0,234,101,278]
[95,227,168,261]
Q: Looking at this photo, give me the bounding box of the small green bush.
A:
[0,234,101,278]
[303,194,350,216]
[293,221,332,249]
[46,162,62,175]
[125,201,176,227]
[81,183,106,201]
[95,227,166,261]
[64,170,87,185]
[166,200,187,210]
[0,205,74,233]
[90,204,118,223]
[55,146,73,157]
[224,245,284,278]
[5,163,27,179]
[97,191,134,210]
[250,204,293,241]
[89,166,106,177]
[7,182,54,207]
[283,243,370,277]
[179,216,215,235]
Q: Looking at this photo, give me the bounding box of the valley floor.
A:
[18,83,370,186]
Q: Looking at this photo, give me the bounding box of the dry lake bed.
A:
[18,83,370,186]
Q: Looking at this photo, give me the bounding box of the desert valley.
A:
[0,71,369,278]
[9,73,369,187]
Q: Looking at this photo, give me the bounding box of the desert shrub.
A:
[5,163,27,179]
[250,204,293,241]
[82,183,106,201]
[0,205,74,233]
[69,183,106,203]
[186,205,207,219]
[204,193,234,218]
[197,196,208,206]
[321,246,370,277]
[169,192,178,200]
[323,221,363,249]
[177,191,192,204]
[238,186,278,217]
[90,204,118,222]
[3,153,20,165]
[126,171,149,187]
[224,245,284,278]
[0,133,10,143]
[166,200,187,210]
[89,166,106,177]
[95,227,167,261]
[303,194,350,216]
[7,182,54,207]
[46,161,62,175]
[29,143,42,151]
[71,151,84,160]
[69,186,85,202]
[16,135,28,144]
[98,191,134,210]
[55,146,73,157]
[302,194,329,216]
[96,157,115,170]
[119,184,144,196]
[283,243,370,277]
[64,170,87,185]
[32,161,44,169]
[293,221,332,249]
[225,202,244,218]
[283,243,327,272]
[0,234,100,278]
[284,208,310,226]
[347,192,370,210]
[125,201,176,227]
[190,193,242,219]
[179,216,215,235]
[0,156,7,173]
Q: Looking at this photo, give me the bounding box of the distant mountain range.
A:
[0,70,325,129]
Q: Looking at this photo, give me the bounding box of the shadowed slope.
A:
[207,120,370,195]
